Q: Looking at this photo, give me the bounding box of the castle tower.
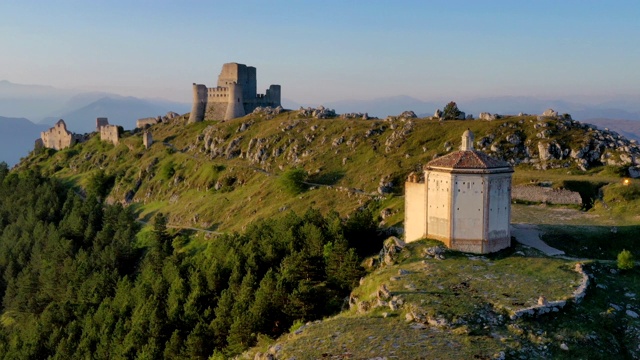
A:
[266,85,282,107]
[404,130,513,254]
[224,82,246,121]
[96,117,109,132]
[190,63,281,122]
[188,84,207,123]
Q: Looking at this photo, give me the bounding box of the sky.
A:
[1,0,639,105]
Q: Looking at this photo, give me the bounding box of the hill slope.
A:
[17,109,640,233]
[12,109,640,358]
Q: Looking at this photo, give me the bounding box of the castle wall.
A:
[404,181,427,243]
[450,174,485,252]
[137,117,159,129]
[188,84,208,123]
[143,131,153,149]
[100,125,119,145]
[41,120,76,150]
[190,63,281,122]
[225,83,246,120]
[425,171,452,245]
[205,102,229,120]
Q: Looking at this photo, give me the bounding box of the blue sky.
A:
[1,0,639,104]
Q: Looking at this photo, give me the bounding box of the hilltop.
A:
[18,108,640,233]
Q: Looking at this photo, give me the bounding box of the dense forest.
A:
[0,162,380,359]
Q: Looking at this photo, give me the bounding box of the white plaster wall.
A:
[404,182,427,243]
[426,171,452,241]
[487,173,511,251]
[451,174,485,242]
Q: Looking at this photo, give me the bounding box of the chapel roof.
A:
[426,150,512,170]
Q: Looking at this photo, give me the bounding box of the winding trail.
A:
[510,223,565,256]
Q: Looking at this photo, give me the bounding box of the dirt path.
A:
[510,223,565,256]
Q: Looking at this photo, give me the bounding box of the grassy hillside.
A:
[245,240,640,359]
[12,110,640,358]
[17,110,640,234]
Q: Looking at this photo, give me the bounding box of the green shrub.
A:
[617,249,635,270]
[280,167,307,195]
[288,319,305,333]
[160,161,175,179]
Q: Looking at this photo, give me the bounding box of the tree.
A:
[442,101,462,120]
[279,168,307,195]
[152,213,172,256]
[617,249,635,270]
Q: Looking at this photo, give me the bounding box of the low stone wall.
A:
[510,263,589,320]
[512,185,582,205]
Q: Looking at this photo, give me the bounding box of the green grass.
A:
[17,112,640,238]
[243,240,597,359]
[541,224,640,260]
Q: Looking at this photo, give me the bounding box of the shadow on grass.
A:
[540,224,640,260]
[307,170,345,186]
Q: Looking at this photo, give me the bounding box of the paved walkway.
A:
[510,223,565,256]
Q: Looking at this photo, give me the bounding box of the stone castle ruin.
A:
[188,63,281,123]
[97,118,120,145]
[40,120,84,150]
[143,131,153,149]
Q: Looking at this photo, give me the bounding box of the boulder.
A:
[506,133,522,145]
[377,284,392,300]
[629,166,640,178]
[398,110,417,118]
[478,112,497,121]
[542,108,558,117]
[433,109,442,119]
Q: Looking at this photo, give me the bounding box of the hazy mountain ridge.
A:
[0,116,47,166]
[0,80,190,131]
[42,96,190,133]
[317,95,640,123]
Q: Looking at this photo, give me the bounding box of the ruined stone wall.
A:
[96,117,109,131]
[136,117,159,129]
[41,120,76,150]
[100,125,119,145]
[143,131,153,149]
[511,186,582,205]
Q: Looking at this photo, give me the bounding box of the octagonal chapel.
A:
[404,130,514,254]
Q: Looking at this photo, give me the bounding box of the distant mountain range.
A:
[0,117,47,167]
[0,80,190,133]
[316,95,640,122]
[2,79,640,166]
[40,95,190,133]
